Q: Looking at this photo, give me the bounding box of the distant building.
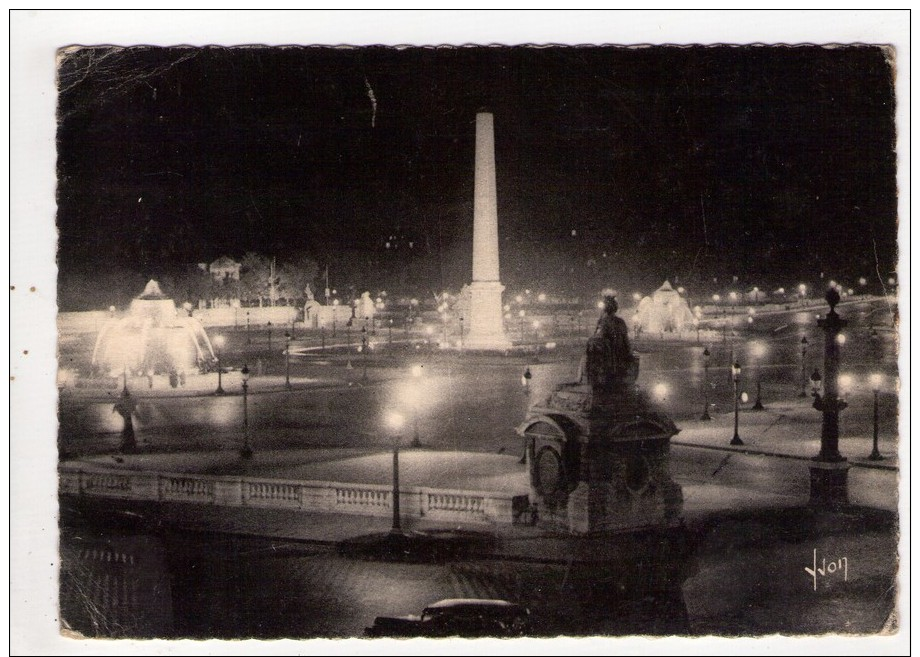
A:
[206,256,241,282]
[634,281,697,334]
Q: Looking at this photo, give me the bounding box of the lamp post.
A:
[114,372,138,454]
[361,326,368,381]
[246,311,251,345]
[267,321,272,353]
[751,341,765,411]
[387,411,405,535]
[459,316,464,350]
[810,288,849,505]
[700,347,712,421]
[410,365,423,447]
[519,309,526,343]
[799,337,809,397]
[388,319,393,345]
[869,373,884,460]
[730,361,743,445]
[284,331,292,390]
[213,335,225,395]
[240,364,252,459]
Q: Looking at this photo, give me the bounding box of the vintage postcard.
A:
[11,10,909,654]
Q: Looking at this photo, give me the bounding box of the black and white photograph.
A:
[10,10,909,654]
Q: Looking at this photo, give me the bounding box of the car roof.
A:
[424,599,524,611]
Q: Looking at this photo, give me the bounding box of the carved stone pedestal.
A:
[518,381,683,535]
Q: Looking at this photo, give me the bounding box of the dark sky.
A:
[56,45,897,299]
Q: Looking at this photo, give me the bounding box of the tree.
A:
[278,256,320,305]
[239,252,271,307]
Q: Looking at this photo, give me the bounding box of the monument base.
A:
[465,280,512,350]
[809,460,850,507]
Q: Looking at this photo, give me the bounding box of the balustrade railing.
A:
[59,464,519,524]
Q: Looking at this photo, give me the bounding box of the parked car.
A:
[365,598,531,638]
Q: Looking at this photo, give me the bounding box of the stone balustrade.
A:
[58,464,523,525]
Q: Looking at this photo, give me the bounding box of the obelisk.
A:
[465,112,512,350]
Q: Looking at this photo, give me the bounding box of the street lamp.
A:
[386,411,405,535]
[213,334,226,395]
[240,364,252,459]
[750,341,766,411]
[284,331,292,390]
[730,361,743,445]
[459,316,464,350]
[700,347,712,421]
[810,368,822,398]
[519,309,526,343]
[799,337,809,397]
[267,321,272,352]
[361,326,368,381]
[869,373,884,460]
[246,311,251,345]
[410,364,423,447]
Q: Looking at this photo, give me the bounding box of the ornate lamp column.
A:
[700,347,712,421]
[240,364,253,459]
[810,289,850,505]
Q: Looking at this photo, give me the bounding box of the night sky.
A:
[56,45,897,305]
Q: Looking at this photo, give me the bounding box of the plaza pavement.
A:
[59,391,900,554]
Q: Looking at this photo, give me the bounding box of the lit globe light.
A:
[633,292,642,302]
[838,373,854,391]
[870,372,884,390]
[828,279,837,289]
[525,289,531,295]
[385,411,405,431]
[799,283,807,294]
[532,320,541,329]
[836,333,847,346]
[504,304,511,312]
[411,364,424,378]
[749,341,767,358]
[677,286,685,295]
[519,309,526,318]
[213,334,226,348]
[597,300,605,310]
[424,325,434,335]
[859,277,867,287]
[777,287,785,294]
[653,383,669,400]
[332,299,340,306]
[847,288,854,296]
[515,295,523,304]
[712,294,721,302]
[693,305,702,318]
[887,277,895,286]
[740,392,749,403]
[410,298,419,307]
[748,307,755,315]
[538,293,546,302]
[729,292,738,302]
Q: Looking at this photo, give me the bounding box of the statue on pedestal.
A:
[517,291,681,535]
[585,293,638,390]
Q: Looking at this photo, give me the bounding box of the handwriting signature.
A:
[805,548,848,591]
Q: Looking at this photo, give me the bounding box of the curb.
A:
[671,440,899,471]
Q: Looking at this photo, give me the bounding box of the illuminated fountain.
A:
[91,280,217,376]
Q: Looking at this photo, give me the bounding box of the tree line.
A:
[58,253,319,312]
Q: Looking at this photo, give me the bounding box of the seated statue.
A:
[585,293,638,389]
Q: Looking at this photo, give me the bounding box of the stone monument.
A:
[517,292,683,534]
[464,112,512,350]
